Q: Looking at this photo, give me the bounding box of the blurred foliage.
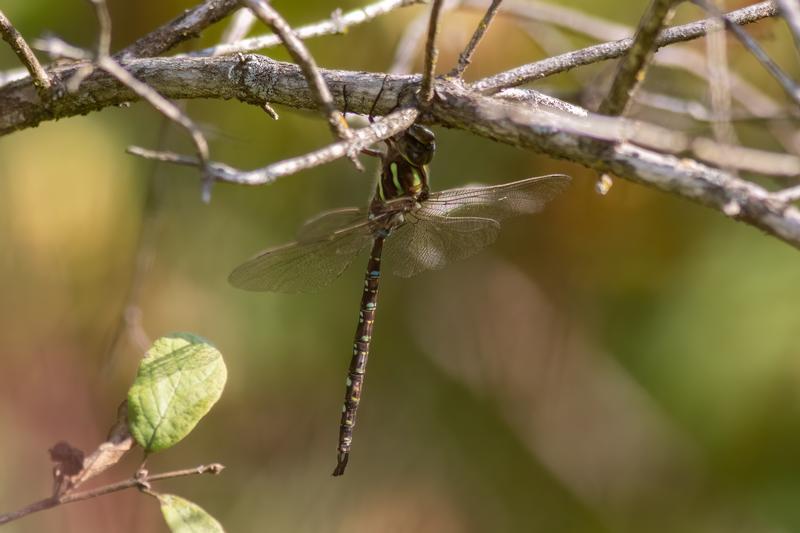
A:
[2,1,800,532]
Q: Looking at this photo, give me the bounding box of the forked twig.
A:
[691,0,800,107]
[82,0,213,198]
[0,464,224,526]
[195,0,425,57]
[471,1,778,93]
[128,107,420,185]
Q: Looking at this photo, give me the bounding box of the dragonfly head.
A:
[396,124,436,167]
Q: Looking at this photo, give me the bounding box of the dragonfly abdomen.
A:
[333,236,385,476]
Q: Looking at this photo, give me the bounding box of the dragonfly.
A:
[228,124,570,476]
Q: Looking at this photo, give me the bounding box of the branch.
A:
[477,0,795,153]
[193,0,426,57]
[432,79,800,250]
[242,0,353,145]
[127,107,419,185]
[470,0,778,93]
[117,0,241,59]
[0,464,224,526]
[450,0,504,78]
[0,9,51,101]
[598,0,676,116]
[691,0,800,108]
[420,0,445,102]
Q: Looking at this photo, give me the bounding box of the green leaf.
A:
[158,494,224,533]
[127,333,227,453]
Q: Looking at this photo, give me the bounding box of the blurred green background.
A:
[2,0,800,531]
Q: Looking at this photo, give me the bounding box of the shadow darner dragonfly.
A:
[229,124,570,476]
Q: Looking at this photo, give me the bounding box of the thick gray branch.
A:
[431,80,800,249]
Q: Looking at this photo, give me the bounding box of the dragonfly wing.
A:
[383,215,500,278]
[296,207,368,242]
[229,225,374,293]
[421,174,570,220]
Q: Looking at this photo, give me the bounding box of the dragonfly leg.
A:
[361,147,384,158]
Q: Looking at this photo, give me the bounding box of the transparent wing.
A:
[421,174,570,220]
[296,207,368,242]
[229,219,375,293]
[383,215,501,278]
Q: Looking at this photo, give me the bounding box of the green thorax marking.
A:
[376,125,436,204]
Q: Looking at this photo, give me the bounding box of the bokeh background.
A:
[2,0,800,531]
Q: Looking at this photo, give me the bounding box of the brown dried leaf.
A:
[69,401,136,490]
[49,441,84,496]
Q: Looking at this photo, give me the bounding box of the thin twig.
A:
[0,9,51,101]
[0,464,224,526]
[87,0,112,57]
[450,0,504,78]
[242,0,354,149]
[691,0,800,107]
[775,184,800,202]
[80,0,214,198]
[705,2,738,156]
[420,0,446,102]
[104,58,208,158]
[127,107,419,185]
[470,0,778,93]
[776,0,800,51]
[598,0,676,116]
[219,7,257,48]
[118,0,241,59]
[194,0,425,57]
[390,4,438,74]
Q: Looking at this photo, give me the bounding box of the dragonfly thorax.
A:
[376,125,436,206]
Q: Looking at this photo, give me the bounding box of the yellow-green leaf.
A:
[158,494,224,533]
[127,333,226,452]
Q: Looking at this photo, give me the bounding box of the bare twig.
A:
[705,3,738,155]
[127,107,419,185]
[390,4,437,74]
[598,0,676,116]
[118,0,241,59]
[692,0,800,107]
[87,0,112,57]
[471,1,778,93]
[776,0,800,51]
[242,0,353,148]
[194,0,425,57]
[462,0,632,41]
[0,9,51,101]
[775,184,800,202]
[420,0,446,102]
[450,0,504,78]
[99,58,210,174]
[0,463,224,526]
[219,7,257,46]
